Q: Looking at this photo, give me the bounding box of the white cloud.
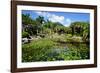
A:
[36,11,64,24]
[48,14,64,24]
[35,11,43,15]
[64,18,72,27]
[35,11,71,27]
[35,11,48,17]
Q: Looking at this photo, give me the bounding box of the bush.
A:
[22,38,89,62]
[22,38,55,62]
[22,31,29,38]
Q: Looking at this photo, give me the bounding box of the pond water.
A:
[35,43,89,61]
[22,41,89,62]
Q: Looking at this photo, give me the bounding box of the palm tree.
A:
[70,21,90,42]
[22,14,33,25]
[36,16,45,34]
[70,22,87,36]
[82,23,90,42]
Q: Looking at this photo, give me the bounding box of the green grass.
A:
[22,38,56,62]
[22,36,89,62]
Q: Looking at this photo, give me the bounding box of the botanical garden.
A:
[22,12,90,62]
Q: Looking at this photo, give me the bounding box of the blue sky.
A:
[22,10,90,27]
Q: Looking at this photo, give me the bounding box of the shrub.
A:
[22,38,56,62]
[22,31,29,38]
[22,38,89,62]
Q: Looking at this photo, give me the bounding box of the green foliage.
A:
[22,31,29,38]
[22,38,89,62]
[22,14,90,62]
[82,25,89,42]
[22,38,56,62]
[70,22,89,35]
[36,16,44,25]
[22,14,33,25]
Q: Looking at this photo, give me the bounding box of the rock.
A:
[22,38,29,44]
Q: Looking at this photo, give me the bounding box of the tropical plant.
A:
[22,31,29,38]
[70,22,89,37]
[22,14,33,25]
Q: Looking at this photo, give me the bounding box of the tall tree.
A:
[22,14,33,25]
[35,16,45,34]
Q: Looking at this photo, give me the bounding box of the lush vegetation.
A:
[22,14,90,62]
